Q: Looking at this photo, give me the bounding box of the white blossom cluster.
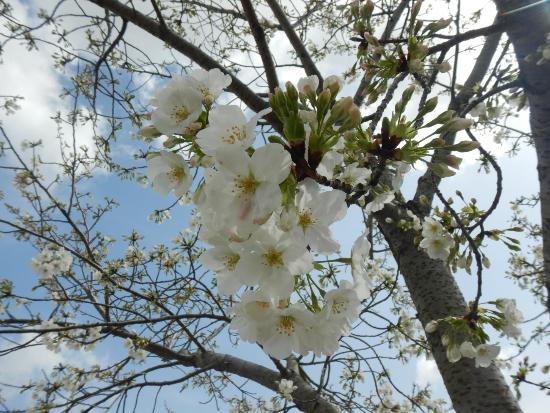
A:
[425,298,524,367]
[142,69,376,359]
[31,244,73,280]
[36,319,102,353]
[445,341,501,368]
[124,338,147,361]
[277,379,297,401]
[419,217,455,261]
[139,68,504,363]
[495,298,524,339]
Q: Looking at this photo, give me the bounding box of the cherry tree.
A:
[0,1,548,412]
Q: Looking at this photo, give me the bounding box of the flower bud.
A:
[451,140,480,152]
[408,58,424,74]
[425,320,439,333]
[441,154,463,169]
[361,0,374,19]
[423,110,455,128]
[329,96,353,121]
[297,75,319,95]
[438,61,452,73]
[339,105,362,131]
[138,125,161,140]
[441,117,474,133]
[189,154,200,167]
[285,81,299,102]
[363,32,380,47]
[428,162,456,178]
[323,75,343,95]
[316,88,332,117]
[163,136,181,148]
[432,18,452,31]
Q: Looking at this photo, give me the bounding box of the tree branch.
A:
[240,0,280,92]
[86,0,282,132]
[109,328,339,413]
[353,0,408,106]
[413,25,502,214]
[427,21,506,55]
[265,0,323,85]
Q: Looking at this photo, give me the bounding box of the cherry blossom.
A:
[195,105,271,155]
[419,232,454,261]
[351,233,374,300]
[339,163,371,186]
[258,303,314,359]
[199,243,243,295]
[364,191,395,213]
[277,379,297,401]
[32,245,73,279]
[230,290,276,342]
[146,151,192,197]
[474,344,500,368]
[322,280,361,333]
[293,178,347,254]
[237,221,313,297]
[188,68,231,104]
[203,143,291,226]
[496,298,524,338]
[151,76,203,135]
[316,147,344,179]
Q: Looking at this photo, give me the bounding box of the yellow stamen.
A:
[234,175,259,196]
[298,209,315,229]
[224,254,240,271]
[222,125,246,144]
[262,248,284,268]
[168,166,186,182]
[277,315,296,336]
[171,105,190,123]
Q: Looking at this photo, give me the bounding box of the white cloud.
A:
[0,334,100,400]
[0,1,101,179]
[415,355,443,387]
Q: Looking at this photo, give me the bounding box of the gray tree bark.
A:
[377,205,523,413]
[492,0,550,310]
[112,328,339,413]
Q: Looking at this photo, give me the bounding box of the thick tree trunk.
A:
[377,205,523,413]
[492,0,550,310]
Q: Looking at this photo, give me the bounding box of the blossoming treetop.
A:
[0,1,548,412]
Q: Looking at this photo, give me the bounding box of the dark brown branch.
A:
[353,0,408,106]
[427,21,506,55]
[240,0,279,92]
[87,0,282,133]
[265,0,323,85]
[413,25,502,214]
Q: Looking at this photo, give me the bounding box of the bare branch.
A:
[240,0,280,92]
[87,0,282,132]
[265,0,323,85]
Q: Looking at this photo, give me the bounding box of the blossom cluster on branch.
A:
[28,65,523,367]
